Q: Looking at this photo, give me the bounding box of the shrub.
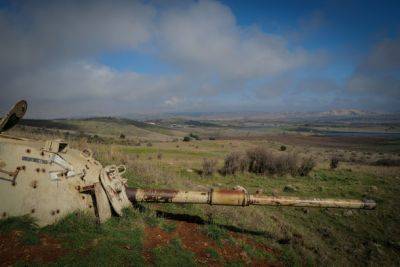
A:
[189,133,200,140]
[183,136,191,142]
[275,154,298,175]
[330,157,339,169]
[246,147,275,174]
[157,152,162,160]
[220,151,247,175]
[146,142,153,147]
[119,133,125,139]
[298,157,316,176]
[201,158,217,177]
[373,158,400,167]
[280,145,287,151]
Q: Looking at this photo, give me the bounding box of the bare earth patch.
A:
[0,230,66,266]
[143,220,278,266]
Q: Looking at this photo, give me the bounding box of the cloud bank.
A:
[0,0,398,118]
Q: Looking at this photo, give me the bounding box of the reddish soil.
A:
[0,230,66,266]
[143,220,278,266]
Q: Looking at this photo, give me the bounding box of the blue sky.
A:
[0,0,399,118]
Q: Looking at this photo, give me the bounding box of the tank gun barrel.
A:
[126,188,376,210]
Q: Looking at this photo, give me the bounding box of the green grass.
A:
[2,131,400,266]
[204,247,219,260]
[152,238,196,267]
[0,215,40,245]
[40,209,145,266]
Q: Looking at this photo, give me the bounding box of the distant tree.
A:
[183,136,191,142]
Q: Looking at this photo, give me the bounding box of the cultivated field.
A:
[1,118,400,266]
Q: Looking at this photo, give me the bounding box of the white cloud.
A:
[0,0,315,117]
[346,35,400,101]
[158,0,308,80]
[0,0,155,70]
[2,0,396,116]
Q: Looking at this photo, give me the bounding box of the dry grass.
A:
[201,158,218,177]
[5,123,400,266]
[220,151,248,175]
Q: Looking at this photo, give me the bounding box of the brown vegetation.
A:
[220,152,248,175]
[201,158,218,177]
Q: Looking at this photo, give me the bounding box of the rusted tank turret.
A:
[0,101,376,227]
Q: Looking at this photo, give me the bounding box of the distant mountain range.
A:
[318,109,378,117]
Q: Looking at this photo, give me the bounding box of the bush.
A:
[189,133,200,140]
[201,158,217,177]
[275,154,298,175]
[183,136,191,142]
[246,147,275,174]
[157,152,162,160]
[221,147,314,177]
[280,145,287,151]
[220,151,247,175]
[298,157,316,176]
[119,133,125,139]
[373,158,400,166]
[330,157,339,169]
[146,142,153,147]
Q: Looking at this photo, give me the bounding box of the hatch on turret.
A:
[0,100,27,133]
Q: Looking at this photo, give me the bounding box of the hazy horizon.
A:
[0,0,399,118]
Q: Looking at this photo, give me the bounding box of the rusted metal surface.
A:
[126,187,376,209]
[248,195,376,209]
[0,167,20,185]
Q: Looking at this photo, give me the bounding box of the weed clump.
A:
[221,147,315,177]
[201,158,217,177]
[298,157,316,176]
[330,156,339,169]
[189,133,200,140]
[247,147,275,174]
[275,154,298,176]
[373,158,400,166]
[220,151,248,175]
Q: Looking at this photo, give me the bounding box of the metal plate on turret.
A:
[100,165,131,216]
[0,100,27,133]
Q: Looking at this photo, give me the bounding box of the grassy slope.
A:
[20,118,186,141]
[0,120,400,266]
[1,127,400,266]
